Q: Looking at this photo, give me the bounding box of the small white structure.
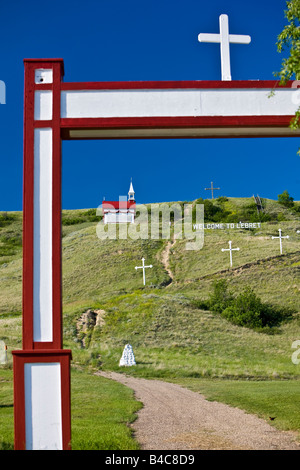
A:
[135,257,153,285]
[102,180,136,224]
[0,341,8,364]
[272,229,289,255]
[198,14,251,81]
[119,344,136,367]
[221,240,240,267]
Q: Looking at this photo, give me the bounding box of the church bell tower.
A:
[128,179,135,202]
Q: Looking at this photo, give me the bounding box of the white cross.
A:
[198,14,251,81]
[135,257,153,285]
[272,229,289,255]
[221,240,240,267]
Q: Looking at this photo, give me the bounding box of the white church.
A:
[102,180,136,224]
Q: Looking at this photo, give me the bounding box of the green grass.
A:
[0,366,141,450]
[71,368,141,450]
[0,368,14,450]
[171,378,300,435]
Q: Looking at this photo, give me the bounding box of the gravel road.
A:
[97,371,300,450]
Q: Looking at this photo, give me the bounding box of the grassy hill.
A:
[1,196,300,380]
[1,196,300,449]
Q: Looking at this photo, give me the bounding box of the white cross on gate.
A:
[135,257,153,285]
[272,229,289,255]
[198,14,251,81]
[205,181,220,199]
[221,240,240,267]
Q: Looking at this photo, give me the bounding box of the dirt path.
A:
[158,240,175,284]
[97,371,300,450]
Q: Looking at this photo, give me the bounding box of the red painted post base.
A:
[12,350,72,450]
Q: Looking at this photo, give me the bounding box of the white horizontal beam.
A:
[61,88,299,119]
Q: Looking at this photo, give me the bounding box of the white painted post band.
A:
[24,363,63,450]
[34,91,53,121]
[33,128,53,342]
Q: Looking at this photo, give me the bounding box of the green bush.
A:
[0,213,17,228]
[208,279,234,313]
[208,281,290,330]
[278,190,294,208]
[192,198,274,224]
[216,196,228,203]
[239,203,272,223]
[62,209,102,226]
[221,287,267,328]
[193,198,230,223]
[292,204,300,214]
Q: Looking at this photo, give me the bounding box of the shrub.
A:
[216,196,228,203]
[193,198,230,223]
[0,212,17,228]
[208,279,234,313]
[208,282,290,330]
[239,202,272,223]
[278,190,294,208]
[221,287,266,328]
[62,209,102,225]
[292,204,300,214]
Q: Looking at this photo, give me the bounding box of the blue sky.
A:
[0,0,299,210]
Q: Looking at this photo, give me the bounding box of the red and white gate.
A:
[12,58,300,450]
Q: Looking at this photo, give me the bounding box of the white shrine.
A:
[102,180,136,224]
[0,340,8,364]
[119,344,136,367]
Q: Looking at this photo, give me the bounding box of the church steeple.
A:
[128,179,135,202]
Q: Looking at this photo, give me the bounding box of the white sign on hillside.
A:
[194,222,262,230]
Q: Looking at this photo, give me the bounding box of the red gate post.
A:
[12,59,72,450]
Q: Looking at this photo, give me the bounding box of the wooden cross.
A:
[272,229,289,255]
[221,240,240,267]
[205,181,220,199]
[198,14,251,81]
[135,257,153,285]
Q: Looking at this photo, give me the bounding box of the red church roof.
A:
[102,201,136,211]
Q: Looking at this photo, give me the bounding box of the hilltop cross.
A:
[272,229,289,255]
[135,257,153,285]
[205,181,220,199]
[198,14,251,81]
[221,240,240,267]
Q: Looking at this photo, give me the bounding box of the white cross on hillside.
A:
[198,14,251,81]
[135,258,153,286]
[221,240,240,267]
[272,229,289,255]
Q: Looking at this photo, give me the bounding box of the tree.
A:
[276,0,300,131]
[277,0,300,82]
[277,190,294,207]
